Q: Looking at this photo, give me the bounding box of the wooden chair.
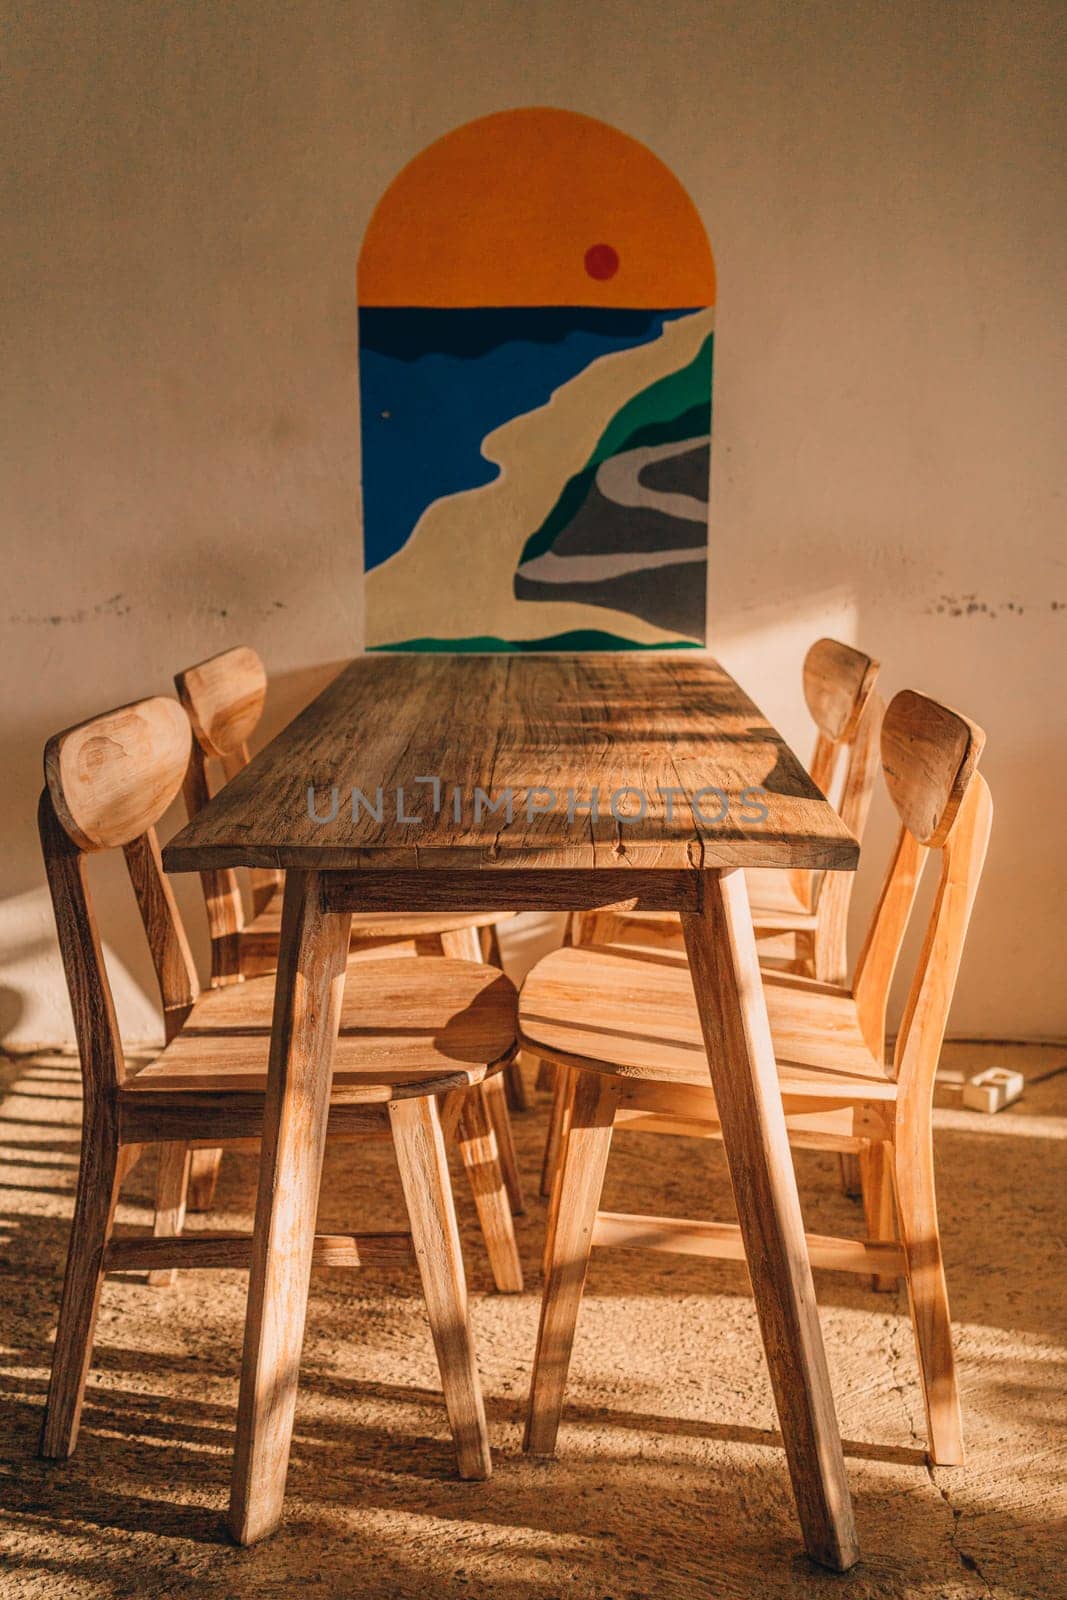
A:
[174,645,527,1215]
[38,695,521,1481]
[538,638,883,1195]
[519,689,992,1468]
[575,638,883,982]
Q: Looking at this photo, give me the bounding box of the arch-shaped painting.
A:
[359,108,715,652]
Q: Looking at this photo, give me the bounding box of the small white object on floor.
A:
[961,1067,1025,1113]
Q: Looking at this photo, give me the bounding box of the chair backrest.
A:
[175,644,267,774]
[39,698,201,1100]
[792,639,882,982]
[802,637,880,793]
[852,690,992,1098]
[174,646,281,981]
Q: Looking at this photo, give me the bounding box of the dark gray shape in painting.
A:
[638,442,710,504]
[514,433,709,638]
[515,561,707,639]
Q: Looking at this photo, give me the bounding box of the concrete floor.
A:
[0,1040,1064,1599]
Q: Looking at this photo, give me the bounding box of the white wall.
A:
[3,0,1065,1044]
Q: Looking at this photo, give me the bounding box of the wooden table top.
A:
[162,654,859,874]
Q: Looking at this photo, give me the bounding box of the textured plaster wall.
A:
[2,0,1064,1043]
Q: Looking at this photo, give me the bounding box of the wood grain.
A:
[809,690,884,985]
[176,647,516,979]
[36,787,130,1455]
[175,645,269,761]
[123,957,517,1101]
[881,689,985,847]
[122,827,198,1041]
[519,943,893,1091]
[319,869,705,913]
[162,655,859,875]
[227,872,352,1546]
[147,1141,191,1288]
[591,1213,906,1277]
[389,1096,492,1479]
[245,891,512,948]
[175,646,279,970]
[153,654,868,1567]
[525,1070,619,1457]
[105,1230,416,1272]
[178,715,246,985]
[518,689,994,1498]
[890,773,993,1463]
[681,873,859,1571]
[453,1082,523,1293]
[174,645,521,1223]
[36,697,522,1540]
[802,639,879,744]
[46,696,191,853]
[572,641,882,984]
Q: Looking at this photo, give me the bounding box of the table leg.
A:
[681,869,859,1572]
[227,871,352,1545]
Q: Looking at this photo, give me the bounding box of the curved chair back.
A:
[853,690,992,1098]
[175,645,268,774]
[880,688,985,847]
[39,698,200,1097]
[797,639,883,982]
[803,638,880,753]
[45,697,191,852]
[175,646,282,980]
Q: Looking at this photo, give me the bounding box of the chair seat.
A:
[519,944,894,1098]
[592,869,817,946]
[122,958,518,1103]
[245,889,514,948]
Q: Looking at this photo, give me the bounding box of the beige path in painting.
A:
[364,309,714,649]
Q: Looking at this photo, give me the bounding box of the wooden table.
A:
[163,653,860,1569]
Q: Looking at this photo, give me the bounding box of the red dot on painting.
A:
[584,243,619,280]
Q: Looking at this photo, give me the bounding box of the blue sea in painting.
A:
[358,306,697,571]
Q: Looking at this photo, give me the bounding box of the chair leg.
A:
[541,1068,576,1279]
[148,1142,192,1288]
[535,1058,556,1093]
[539,1065,568,1199]
[571,909,602,944]
[226,874,352,1548]
[456,1081,523,1293]
[525,1070,618,1457]
[861,1139,898,1293]
[481,1071,525,1216]
[503,1057,530,1113]
[438,924,525,1213]
[480,925,530,1109]
[390,1095,492,1480]
[894,1132,964,1465]
[839,1152,863,1198]
[39,1114,122,1459]
[186,1146,224,1212]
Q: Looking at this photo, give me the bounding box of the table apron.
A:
[318,868,705,915]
